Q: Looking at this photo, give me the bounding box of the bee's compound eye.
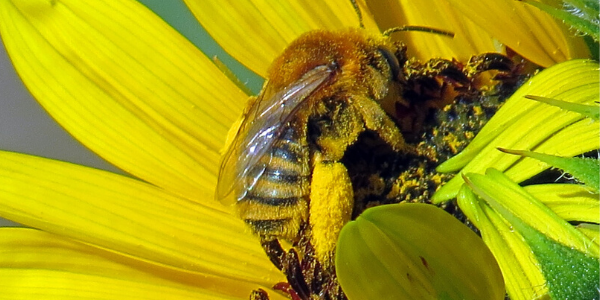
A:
[377,46,401,80]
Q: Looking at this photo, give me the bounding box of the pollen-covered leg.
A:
[351,95,408,152]
[309,161,354,268]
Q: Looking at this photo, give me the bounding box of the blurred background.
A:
[0,1,263,226]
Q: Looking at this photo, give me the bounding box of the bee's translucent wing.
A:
[216,65,334,204]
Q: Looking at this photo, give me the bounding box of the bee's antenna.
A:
[350,0,364,28]
[383,26,455,38]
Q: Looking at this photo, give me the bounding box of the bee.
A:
[215,28,410,245]
[215,23,517,300]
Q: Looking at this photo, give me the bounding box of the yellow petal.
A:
[433,59,599,202]
[447,0,590,67]
[0,0,247,205]
[462,170,600,299]
[576,223,599,248]
[466,169,598,257]
[368,0,502,61]
[0,151,283,285]
[457,186,547,300]
[524,184,599,223]
[0,228,285,300]
[184,0,378,77]
[503,118,599,183]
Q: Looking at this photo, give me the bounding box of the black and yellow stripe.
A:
[237,126,311,240]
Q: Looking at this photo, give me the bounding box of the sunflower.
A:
[0,0,596,299]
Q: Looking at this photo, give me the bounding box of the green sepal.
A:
[336,203,504,300]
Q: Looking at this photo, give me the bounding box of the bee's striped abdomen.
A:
[237,125,310,240]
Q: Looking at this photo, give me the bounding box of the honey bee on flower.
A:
[216,16,519,300]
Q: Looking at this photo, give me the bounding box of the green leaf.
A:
[520,218,600,300]
[584,35,600,61]
[498,148,600,192]
[336,203,504,300]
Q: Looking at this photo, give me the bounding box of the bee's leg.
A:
[298,241,323,295]
[260,238,285,271]
[281,249,311,300]
[309,161,354,269]
[350,95,410,153]
[260,237,313,299]
[311,101,364,162]
[262,239,311,300]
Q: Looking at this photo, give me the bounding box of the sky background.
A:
[0,1,263,226]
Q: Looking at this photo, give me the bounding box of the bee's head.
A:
[267,29,406,100]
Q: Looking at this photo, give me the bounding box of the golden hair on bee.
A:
[266,29,399,97]
[215,29,413,300]
[215,26,409,242]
